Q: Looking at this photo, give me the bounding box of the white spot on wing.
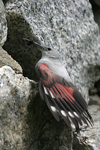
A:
[51,106,57,112]
[74,112,79,118]
[68,111,74,118]
[43,86,48,95]
[71,123,75,129]
[49,90,55,98]
[43,86,55,99]
[68,117,75,129]
[61,110,67,117]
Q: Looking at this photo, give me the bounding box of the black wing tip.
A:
[74,125,88,134]
[75,127,80,134]
[85,110,94,126]
[75,115,93,134]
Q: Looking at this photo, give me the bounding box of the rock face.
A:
[0,66,72,150]
[0,46,22,73]
[0,66,38,150]
[0,0,7,46]
[0,0,22,74]
[0,0,100,149]
[80,94,100,150]
[3,0,100,101]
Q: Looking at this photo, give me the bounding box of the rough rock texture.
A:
[0,0,100,149]
[0,66,37,149]
[77,94,100,150]
[3,0,100,101]
[0,0,22,74]
[0,66,73,150]
[0,46,22,73]
[0,0,7,46]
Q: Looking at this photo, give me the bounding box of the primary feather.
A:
[37,63,93,133]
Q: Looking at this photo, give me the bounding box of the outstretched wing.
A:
[38,64,93,133]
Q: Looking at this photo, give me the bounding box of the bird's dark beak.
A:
[23,38,43,49]
[23,38,51,51]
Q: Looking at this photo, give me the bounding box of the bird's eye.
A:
[48,47,51,51]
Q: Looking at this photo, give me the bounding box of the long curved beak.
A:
[23,38,43,49]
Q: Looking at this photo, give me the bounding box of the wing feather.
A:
[44,88,60,121]
[38,64,93,132]
[48,88,71,127]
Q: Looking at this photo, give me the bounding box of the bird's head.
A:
[23,38,61,59]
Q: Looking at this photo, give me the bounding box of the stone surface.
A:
[0,65,33,149]
[0,46,22,73]
[3,0,100,101]
[0,0,7,46]
[1,0,100,150]
[0,66,73,150]
[76,95,100,150]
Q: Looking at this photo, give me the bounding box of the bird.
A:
[23,38,93,133]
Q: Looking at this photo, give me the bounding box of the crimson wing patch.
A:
[38,64,93,133]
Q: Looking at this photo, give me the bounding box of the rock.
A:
[0,46,22,74]
[76,94,100,150]
[0,0,7,46]
[89,88,98,95]
[3,0,100,102]
[1,0,100,149]
[0,66,37,150]
[0,66,73,150]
